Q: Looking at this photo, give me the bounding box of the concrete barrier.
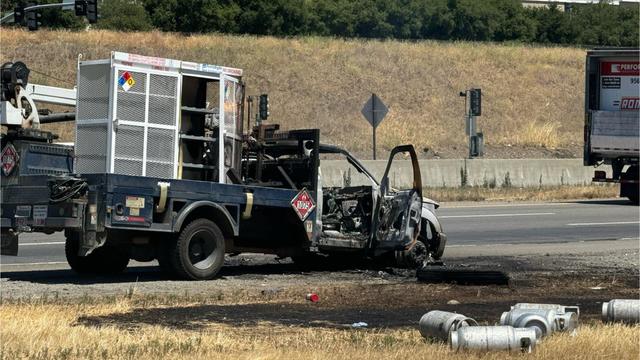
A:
[321,159,611,188]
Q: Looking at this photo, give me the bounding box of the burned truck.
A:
[0,52,446,280]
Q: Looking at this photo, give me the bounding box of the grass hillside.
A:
[1,29,586,159]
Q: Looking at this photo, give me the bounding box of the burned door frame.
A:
[369,145,423,253]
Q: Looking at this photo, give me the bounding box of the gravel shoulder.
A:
[1,239,638,324]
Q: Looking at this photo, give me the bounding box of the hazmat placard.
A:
[599,61,639,111]
[118,71,136,91]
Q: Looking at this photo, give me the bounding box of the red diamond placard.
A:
[1,144,18,176]
[291,188,315,221]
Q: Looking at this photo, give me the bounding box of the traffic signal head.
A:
[14,4,25,24]
[86,0,98,23]
[469,88,481,116]
[26,4,42,31]
[259,94,269,120]
[75,0,87,16]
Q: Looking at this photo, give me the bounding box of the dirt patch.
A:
[2,248,638,325]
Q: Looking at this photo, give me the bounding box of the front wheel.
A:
[171,219,225,280]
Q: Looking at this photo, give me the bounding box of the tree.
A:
[97,0,152,31]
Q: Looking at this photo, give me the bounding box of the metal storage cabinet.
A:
[74,52,243,182]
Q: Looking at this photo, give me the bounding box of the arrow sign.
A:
[361,93,388,128]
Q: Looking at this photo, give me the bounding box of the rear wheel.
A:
[171,219,225,280]
[65,232,93,273]
[65,232,129,274]
[621,165,639,205]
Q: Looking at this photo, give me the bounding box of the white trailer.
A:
[584,48,639,203]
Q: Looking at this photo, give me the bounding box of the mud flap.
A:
[1,231,18,256]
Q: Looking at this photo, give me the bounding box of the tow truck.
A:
[0,53,446,280]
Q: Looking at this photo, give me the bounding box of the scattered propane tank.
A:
[449,325,537,353]
[602,299,640,324]
[419,310,478,341]
[419,299,639,353]
[500,304,579,338]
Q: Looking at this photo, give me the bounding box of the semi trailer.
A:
[584,48,640,204]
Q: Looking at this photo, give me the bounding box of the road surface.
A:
[1,199,638,270]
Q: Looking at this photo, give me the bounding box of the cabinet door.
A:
[111,66,180,178]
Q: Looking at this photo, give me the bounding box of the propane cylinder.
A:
[500,308,578,338]
[449,326,537,353]
[419,310,477,341]
[602,299,640,324]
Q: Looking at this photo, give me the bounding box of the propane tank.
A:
[602,299,640,324]
[449,325,537,353]
[500,308,578,338]
[419,310,477,341]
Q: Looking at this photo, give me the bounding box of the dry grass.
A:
[1,298,638,360]
[0,29,586,157]
[426,184,619,202]
[515,121,563,149]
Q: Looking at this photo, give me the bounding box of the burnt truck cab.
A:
[244,129,446,265]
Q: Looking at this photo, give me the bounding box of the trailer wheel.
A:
[172,219,225,280]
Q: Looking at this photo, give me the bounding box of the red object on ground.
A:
[306,293,319,302]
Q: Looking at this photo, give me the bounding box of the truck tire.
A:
[65,232,94,274]
[65,233,129,274]
[94,246,130,274]
[394,240,427,268]
[171,219,225,280]
[621,166,639,205]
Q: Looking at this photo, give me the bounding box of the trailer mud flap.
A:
[1,231,18,256]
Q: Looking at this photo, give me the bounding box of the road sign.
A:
[291,188,315,221]
[361,93,388,128]
[361,94,388,159]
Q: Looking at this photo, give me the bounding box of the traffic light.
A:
[26,3,41,31]
[469,88,481,116]
[86,0,98,23]
[14,4,25,24]
[259,94,269,120]
[74,0,87,16]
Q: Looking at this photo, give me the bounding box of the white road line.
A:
[0,261,67,266]
[440,212,555,219]
[566,221,640,226]
[442,203,574,209]
[20,242,65,246]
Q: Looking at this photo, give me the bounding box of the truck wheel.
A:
[65,233,129,274]
[172,219,225,280]
[65,232,94,274]
[395,239,428,268]
[621,166,639,205]
[94,246,130,274]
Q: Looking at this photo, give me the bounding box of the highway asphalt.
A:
[1,198,638,269]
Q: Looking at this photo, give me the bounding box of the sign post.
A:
[460,88,483,158]
[361,93,388,160]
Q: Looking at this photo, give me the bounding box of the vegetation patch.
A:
[2,29,590,158]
